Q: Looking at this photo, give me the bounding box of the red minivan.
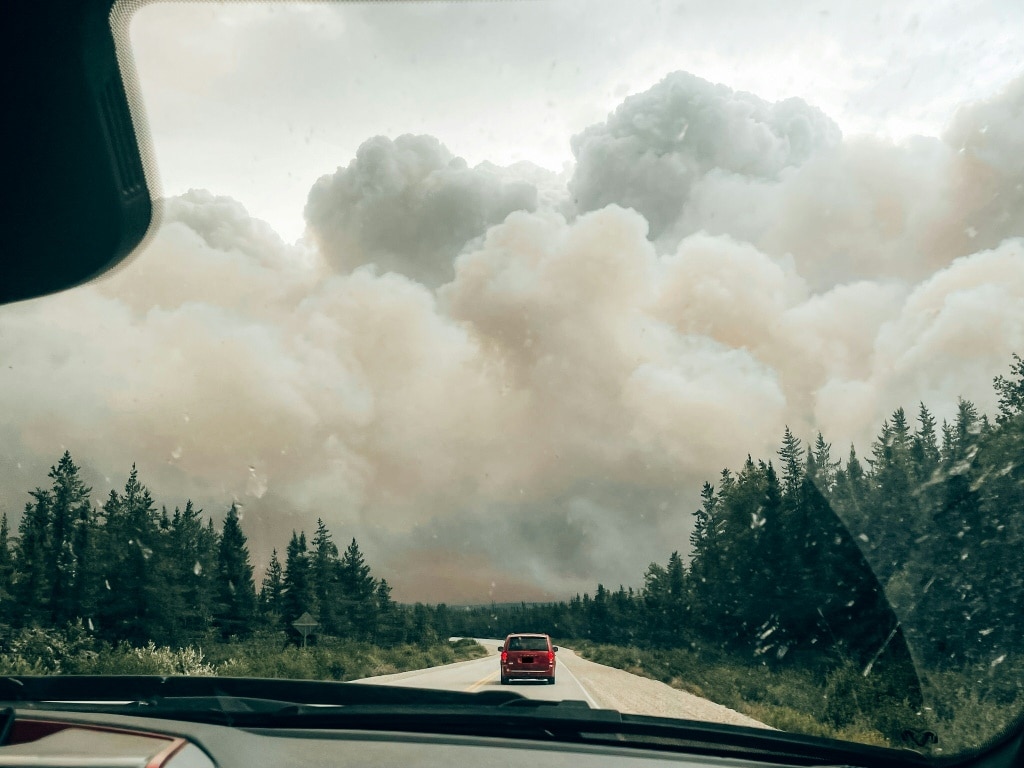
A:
[499,633,557,684]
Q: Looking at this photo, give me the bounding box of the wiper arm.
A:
[1,677,927,768]
[0,675,522,709]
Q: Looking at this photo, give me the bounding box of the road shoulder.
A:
[557,647,771,729]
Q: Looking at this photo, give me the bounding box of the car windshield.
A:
[1,0,1023,762]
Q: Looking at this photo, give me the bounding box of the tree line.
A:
[0,462,454,647]
[451,356,1024,684]
[3,356,1022,685]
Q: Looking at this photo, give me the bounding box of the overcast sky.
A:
[2,0,1024,602]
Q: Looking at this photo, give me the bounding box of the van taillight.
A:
[548,651,554,662]
[501,651,508,663]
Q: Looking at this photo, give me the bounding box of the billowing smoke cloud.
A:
[570,72,1024,292]
[3,72,1024,602]
[569,72,842,240]
[304,135,543,287]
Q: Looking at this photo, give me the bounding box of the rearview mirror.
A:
[553,646,558,652]
[4,0,153,305]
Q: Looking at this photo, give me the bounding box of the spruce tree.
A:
[168,501,218,642]
[339,538,376,639]
[912,403,941,477]
[215,504,257,638]
[45,452,94,625]
[0,513,13,625]
[96,466,162,643]
[14,488,52,624]
[311,518,340,634]
[260,548,285,621]
[993,353,1024,422]
[282,531,313,629]
[777,427,804,498]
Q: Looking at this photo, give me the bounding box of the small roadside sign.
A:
[292,611,319,648]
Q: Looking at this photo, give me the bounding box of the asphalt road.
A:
[354,638,768,729]
[353,638,597,705]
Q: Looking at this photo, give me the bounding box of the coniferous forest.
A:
[455,358,1024,669]
[2,356,1023,750]
[0,461,442,648]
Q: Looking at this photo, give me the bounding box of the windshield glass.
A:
[1,0,1023,761]
[508,637,550,652]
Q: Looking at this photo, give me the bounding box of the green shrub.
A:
[0,630,487,683]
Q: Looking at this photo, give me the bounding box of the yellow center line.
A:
[465,669,498,692]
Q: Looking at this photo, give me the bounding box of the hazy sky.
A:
[2,1,1024,602]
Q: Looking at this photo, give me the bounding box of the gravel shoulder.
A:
[555,646,770,729]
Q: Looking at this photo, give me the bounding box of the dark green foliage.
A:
[259,548,284,620]
[0,513,14,625]
[282,530,314,628]
[311,518,340,633]
[0,626,487,681]
[167,501,219,644]
[338,537,377,639]
[215,504,257,638]
[0,458,436,649]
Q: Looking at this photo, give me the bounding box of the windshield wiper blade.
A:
[0,677,927,768]
[0,675,523,709]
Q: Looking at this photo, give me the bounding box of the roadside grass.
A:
[917,665,1024,756]
[571,641,900,748]
[572,641,1024,755]
[0,626,487,681]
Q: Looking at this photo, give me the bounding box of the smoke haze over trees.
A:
[2,360,1021,678]
[3,63,1024,603]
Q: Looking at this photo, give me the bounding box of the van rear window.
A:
[508,637,549,651]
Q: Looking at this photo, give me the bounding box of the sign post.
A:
[292,612,319,649]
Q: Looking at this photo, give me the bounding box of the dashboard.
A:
[0,711,811,768]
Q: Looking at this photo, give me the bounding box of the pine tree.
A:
[168,501,218,642]
[311,518,340,634]
[14,488,52,624]
[777,427,804,498]
[374,577,400,644]
[866,412,917,581]
[339,538,376,639]
[282,531,313,629]
[44,452,95,625]
[260,548,285,621]
[0,513,14,625]
[952,398,980,459]
[911,403,941,478]
[810,432,839,492]
[993,353,1024,422]
[688,482,720,609]
[215,504,257,638]
[96,465,162,643]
